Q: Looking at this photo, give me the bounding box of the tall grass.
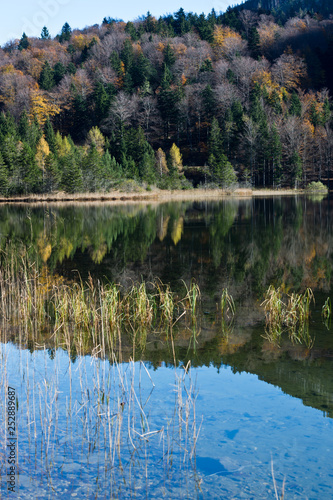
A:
[0,254,207,355]
[220,288,236,336]
[261,285,315,348]
[322,297,331,330]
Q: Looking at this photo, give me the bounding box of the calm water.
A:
[1,195,333,498]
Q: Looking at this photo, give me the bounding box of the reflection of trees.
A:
[0,197,332,297]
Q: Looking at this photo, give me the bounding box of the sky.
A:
[0,0,237,46]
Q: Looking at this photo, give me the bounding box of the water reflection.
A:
[1,196,333,498]
[0,196,333,418]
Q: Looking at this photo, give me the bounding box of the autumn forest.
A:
[1,0,333,194]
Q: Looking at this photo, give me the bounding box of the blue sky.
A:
[0,0,238,46]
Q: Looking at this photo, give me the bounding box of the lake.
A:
[0,195,333,499]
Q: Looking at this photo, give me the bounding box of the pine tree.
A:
[248,27,260,58]
[0,153,9,196]
[16,143,42,194]
[39,61,55,91]
[40,26,51,40]
[93,82,112,122]
[208,118,237,187]
[18,33,29,51]
[44,118,57,154]
[289,92,302,117]
[59,23,72,43]
[54,62,66,85]
[61,154,83,193]
[44,153,61,192]
[163,43,176,67]
[82,145,104,191]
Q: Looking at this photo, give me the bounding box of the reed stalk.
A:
[261,285,314,348]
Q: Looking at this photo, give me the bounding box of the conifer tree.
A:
[18,32,29,51]
[44,118,57,154]
[61,154,83,193]
[40,26,51,40]
[208,118,237,187]
[39,61,55,91]
[59,23,72,43]
[0,153,9,196]
[44,153,61,192]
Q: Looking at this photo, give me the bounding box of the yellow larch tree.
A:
[29,89,60,125]
[169,143,183,172]
[35,136,50,171]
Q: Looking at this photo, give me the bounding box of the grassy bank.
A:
[0,187,310,205]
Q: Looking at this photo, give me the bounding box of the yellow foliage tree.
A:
[29,89,60,125]
[257,21,281,52]
[55,132,72,157]
[169,143,183,172]
[72,34,98,51]
[35,136,50,171]
[213,26,243,57]
[155,148,168,177]
[86,126,105,155]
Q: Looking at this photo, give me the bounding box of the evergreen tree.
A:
[44,153,61,192]
[0,153,9,196]
[44,118,57,154]
[59,23,72,43]
[16,143,42,194]
[82,145,104,191]
[270,125,282,187]
[121,39,134,72]
[61,154,83,193]
[248,27,260,58]
[289,92,302,117]
[40,26,51,40]
[132,53,153,88]
[39,61,55,90]
[125,21,138,41]
[1,136,18,173]
[19,113,42,151]
[202,85,216,121]
[290,151,302,188]
[18,33,29,51]
[53,62,66,85]
[103,150,122,179]
[208,118,237,187]
[93,82,113,122]
[163,44,176,67]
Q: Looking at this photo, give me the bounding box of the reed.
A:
[322,297,331,329]
[220,288,236,335]
[261,285,285,344]
[0,254,211,356]
[181,279,201,325]
[261,285,315,348]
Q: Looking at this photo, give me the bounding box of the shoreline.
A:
[0,187,316,205]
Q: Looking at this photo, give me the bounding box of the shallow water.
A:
[1,195,333,498]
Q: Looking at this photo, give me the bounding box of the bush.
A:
[305,181,328,192]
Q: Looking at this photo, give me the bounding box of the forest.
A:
[0,0,333,194]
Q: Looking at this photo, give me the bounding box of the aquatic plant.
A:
[322,297,331,329]
[261,285,315,348]
[220,288,235,336]
[181,279,201,326]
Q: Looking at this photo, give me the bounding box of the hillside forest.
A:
[1,0,333,194]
